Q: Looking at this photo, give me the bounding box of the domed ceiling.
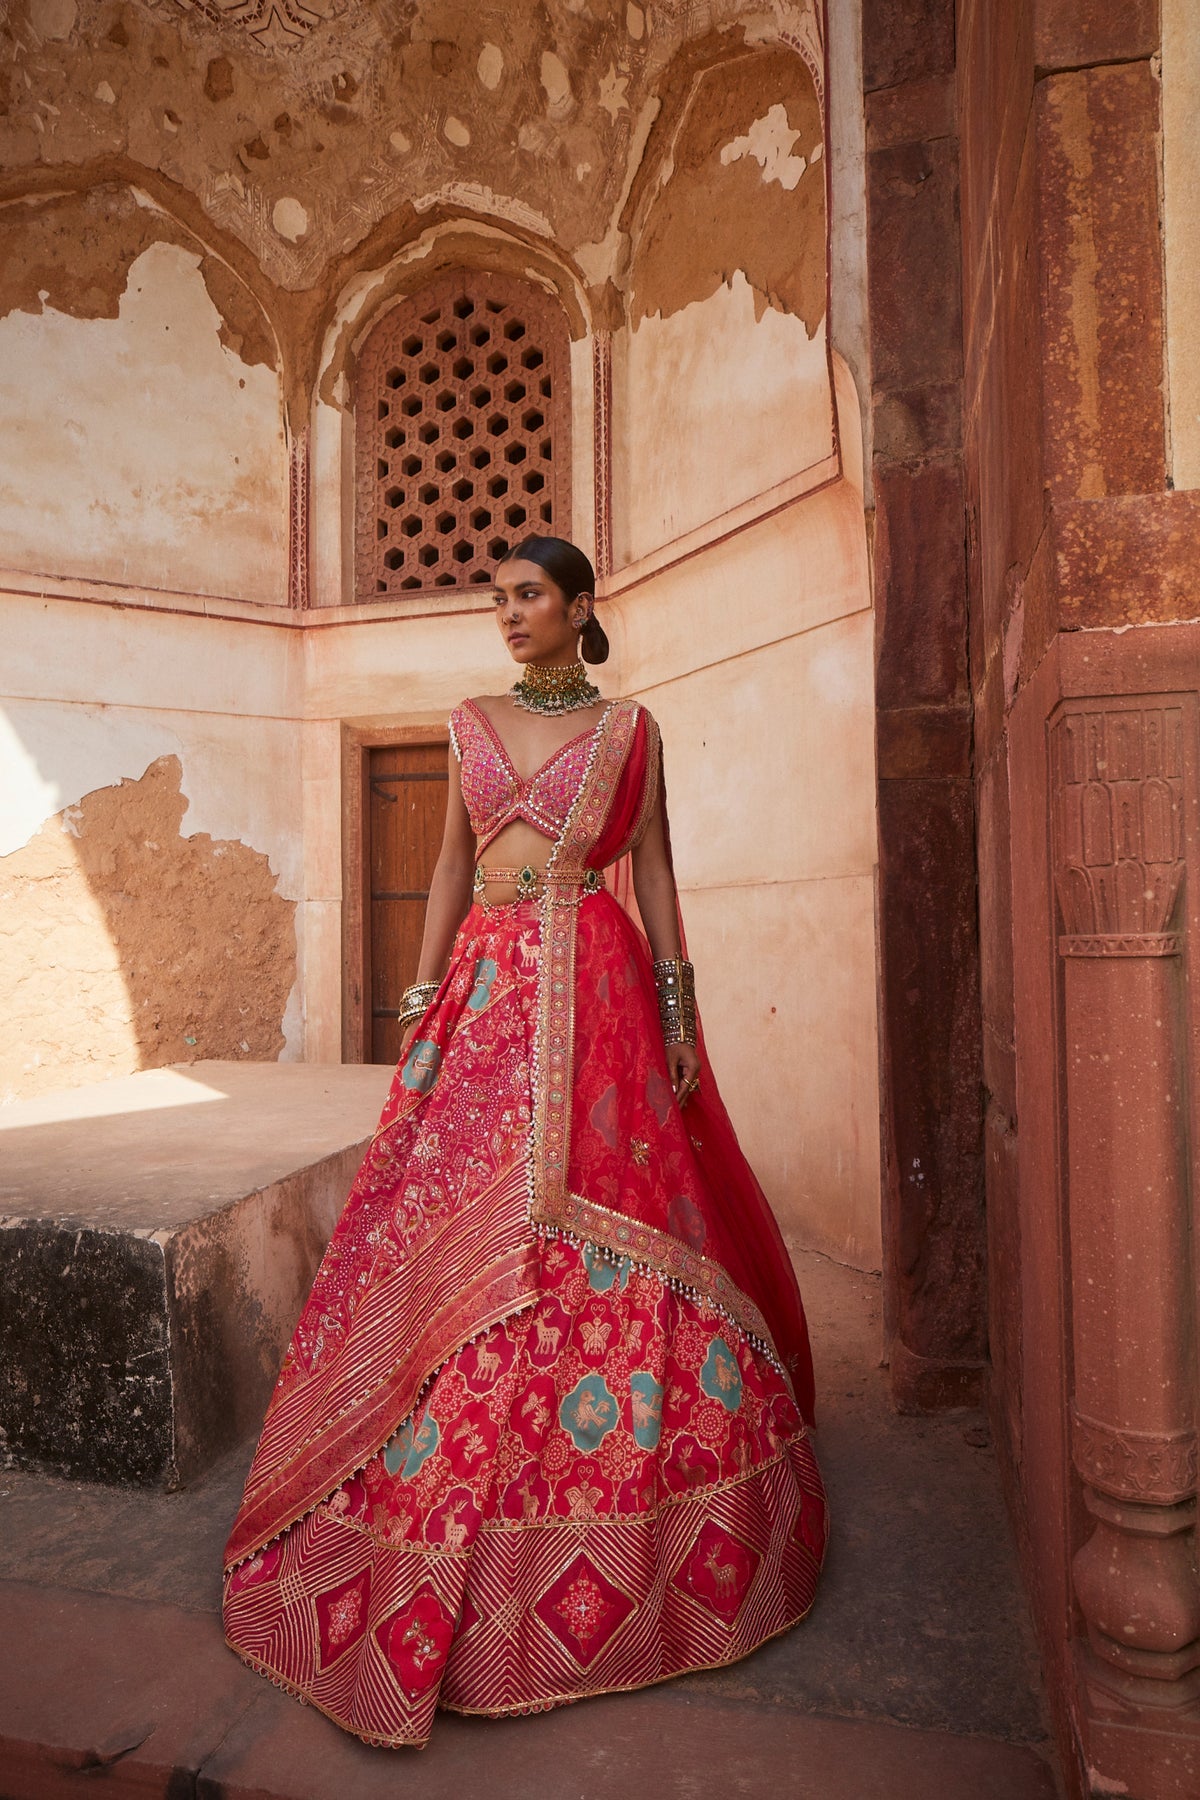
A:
[3,0,824,293]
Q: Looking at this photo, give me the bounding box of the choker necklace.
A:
[509,661,601,716]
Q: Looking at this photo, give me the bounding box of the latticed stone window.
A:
[354,270,572,600]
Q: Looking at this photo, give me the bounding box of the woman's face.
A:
[493,558,588,665]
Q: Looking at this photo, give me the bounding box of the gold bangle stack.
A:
[652,956,697,1047]
[398,979,439,1033]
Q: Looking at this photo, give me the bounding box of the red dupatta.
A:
[541,700,817,1425]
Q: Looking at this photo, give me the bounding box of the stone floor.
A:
[0,1251,1063,1799]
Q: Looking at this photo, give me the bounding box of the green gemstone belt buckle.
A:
[515,865,540,899]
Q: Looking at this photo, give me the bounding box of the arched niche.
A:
[617,42,833,564]
[310,225,593,610]
[0,179,286,605]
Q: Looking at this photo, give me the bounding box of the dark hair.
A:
[499,534,610,665]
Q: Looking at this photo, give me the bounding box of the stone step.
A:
[0,1062,393,1489]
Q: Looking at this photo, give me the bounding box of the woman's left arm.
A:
[631,790,702,1103]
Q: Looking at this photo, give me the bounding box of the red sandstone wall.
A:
[863,0,986,1409]
[958,2,1199,1795]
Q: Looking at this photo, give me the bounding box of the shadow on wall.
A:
[0,755,296,1102]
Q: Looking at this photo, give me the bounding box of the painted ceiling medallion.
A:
[154,0,353,53]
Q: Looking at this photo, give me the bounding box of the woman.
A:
[223,536,829,1745]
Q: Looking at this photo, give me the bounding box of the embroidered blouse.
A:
[448,697,603,855]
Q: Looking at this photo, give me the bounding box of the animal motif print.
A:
[704,1547,740,1598]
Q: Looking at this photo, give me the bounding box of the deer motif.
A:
[534,1317,563,1356]
[440,1498,470,1553]
[517,1472,539,1521]
[473,1341,502,1385]
[675,1449,705,1485]
[704,1547,741,1599]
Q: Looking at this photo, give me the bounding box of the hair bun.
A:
[581,614,609,665]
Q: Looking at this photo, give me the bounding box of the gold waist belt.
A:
[473,863,603,902]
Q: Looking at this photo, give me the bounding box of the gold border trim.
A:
[528,700,638,1220]
[540,1198,778,1361]
[224,1438,831,1750]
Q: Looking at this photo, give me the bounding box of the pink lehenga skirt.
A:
[223,890,829,1746]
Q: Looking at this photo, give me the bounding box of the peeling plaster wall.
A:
[1,596,304,1099]
[0,755,296,1101]
[617,275,833,561]
[0,184,276,370]
[0,2,823,295]
[628,50,826,331]
[0,233,287,601]
[619,46,832,560]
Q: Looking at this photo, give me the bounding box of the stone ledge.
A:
[0,1061,393,1489]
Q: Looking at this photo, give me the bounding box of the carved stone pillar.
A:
[1051,702,1200,1745]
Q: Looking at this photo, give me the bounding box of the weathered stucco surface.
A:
[0,235,287,600]
[0,2,823,301]
[0,1,826,441]
[616,271,834,559]
[615,47,832,556]
[611,356,879,1267]
[0,755,296,1100]
[0,182,277,369]
[629,47,825,331]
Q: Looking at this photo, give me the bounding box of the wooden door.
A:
[366,743,448,1064]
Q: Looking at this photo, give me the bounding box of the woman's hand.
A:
[399,1022,418,1063]
[667,1041,701,1107]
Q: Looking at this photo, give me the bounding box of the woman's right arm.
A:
[399,749,476,1053]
